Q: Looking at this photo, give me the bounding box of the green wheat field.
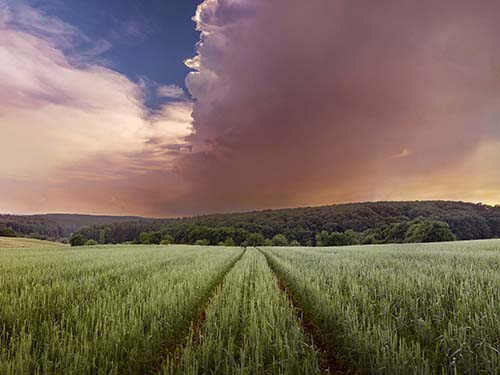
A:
[2,240,500,374]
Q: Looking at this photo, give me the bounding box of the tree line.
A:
[3,201,500,246]
[70,217,456,247]
[65,201,500,246]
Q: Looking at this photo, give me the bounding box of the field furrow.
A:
[161,247,322,375]
[258,247,350,374]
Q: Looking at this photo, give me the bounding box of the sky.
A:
[1,0,500,216]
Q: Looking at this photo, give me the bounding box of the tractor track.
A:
[152,247,246,373]
[257,247,351,375]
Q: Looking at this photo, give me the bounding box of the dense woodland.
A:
[3,201,500,246]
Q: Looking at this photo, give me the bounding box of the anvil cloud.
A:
[176,0,500,213]
[1,0,500,216]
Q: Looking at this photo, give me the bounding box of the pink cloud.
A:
[169,0,500,213]
[3,0,500,216]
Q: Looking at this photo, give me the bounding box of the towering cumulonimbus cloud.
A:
[2,0,500,216]
[170,0,500,213]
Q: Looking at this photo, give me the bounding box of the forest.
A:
[3,201,498,246]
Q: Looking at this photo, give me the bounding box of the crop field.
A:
[0,237,67,249]
[2,241,500,374]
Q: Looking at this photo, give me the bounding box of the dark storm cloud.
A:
[168,0,500,213]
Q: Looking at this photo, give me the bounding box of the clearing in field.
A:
[1,240,500,374]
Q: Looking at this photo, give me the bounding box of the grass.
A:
[0,236,67,248]
[162,248,321,374]
[2,240,500,374]
[0,245,242,374]
[263,240,500,374]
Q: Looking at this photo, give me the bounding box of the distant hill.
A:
[0,213,148,240]
[3,201,500,244]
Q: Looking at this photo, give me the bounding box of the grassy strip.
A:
[258,248,351,374]
[152,247,246,372]
[161,247,322,375]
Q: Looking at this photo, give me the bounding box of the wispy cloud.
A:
[156,84,185,99]
[0,2,193,214]
[391,148,412,159]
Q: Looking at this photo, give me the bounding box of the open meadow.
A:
[1,241,500,374]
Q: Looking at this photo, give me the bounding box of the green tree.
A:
[99,230,106,244]
[384,222,411,243]
[343,229,360,245]
[315,230,330,246]
[161,234,174,245]
[289,240,300,246]
[224,237,236,246]
[271,234,289,246]
[139,231,162,245]
[405,219,456,243]
[70,234,86,247]
[139,232,151,244]
[360,228,383,244]
[0,227,17,237]
[85,239,97,246]
[245,233,266,247]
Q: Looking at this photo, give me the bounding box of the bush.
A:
[271,234,289,246]
[244,233,266,247]
[224,237,236,246]
[70,234,86,247]
[360,228,383,244]
[316,230,360,246]
[195,239,210,246]
[139,231,162,245]
[0,227,17,237]
[85,239,97,246]
[383,222,411,243]
[289,240,301,246]
[161,234,174,245]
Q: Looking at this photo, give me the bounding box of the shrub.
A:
[224,237,236,246]
[161,234,174,245]
[139,231,162,245]
[271,234,289,246]
[244,233,266,247]
[70,234,86,247]
[289,240,301,246]
[85,240,97,246]
[0,227,17,237]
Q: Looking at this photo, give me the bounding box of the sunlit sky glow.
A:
[1,0,500,216]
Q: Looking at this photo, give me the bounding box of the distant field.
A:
[0,236,66,249]
[1,241,500,374]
